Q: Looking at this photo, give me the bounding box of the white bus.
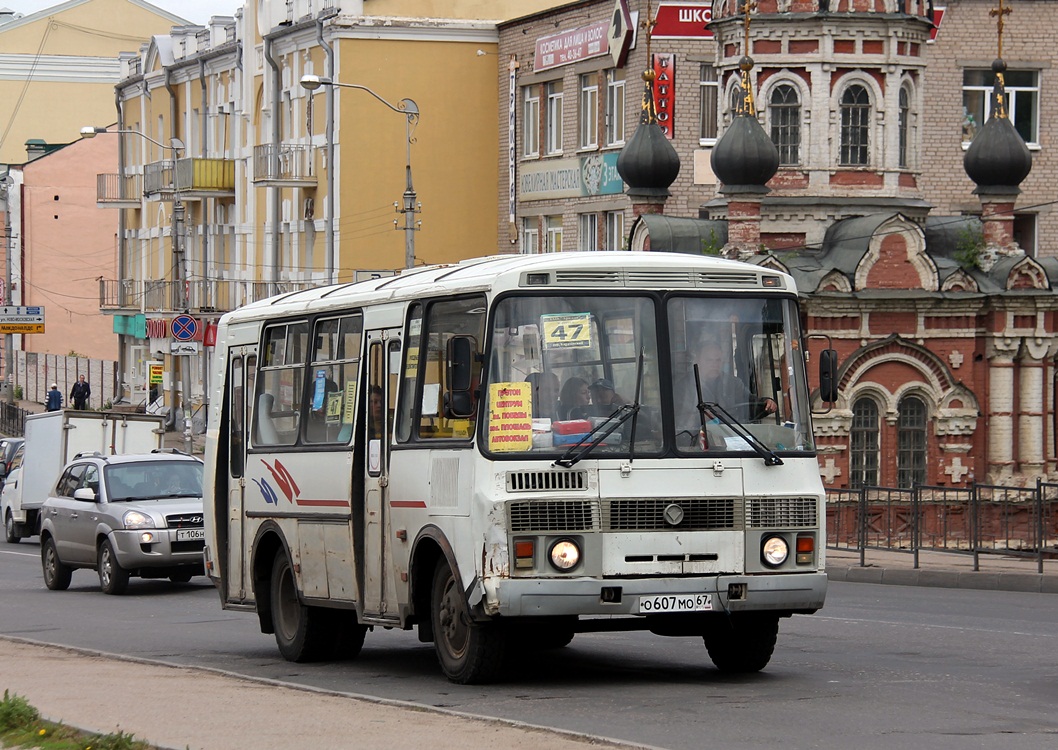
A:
[202,252,835,683]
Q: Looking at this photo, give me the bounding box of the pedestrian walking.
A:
[45,383,63,412]
[70,375,91,410]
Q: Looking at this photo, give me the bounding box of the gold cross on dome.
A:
[990,0,1011,59]
[742,0,757,56]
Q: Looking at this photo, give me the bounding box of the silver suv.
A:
[40,451,205,594]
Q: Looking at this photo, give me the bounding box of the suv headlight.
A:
[122,510,156,529]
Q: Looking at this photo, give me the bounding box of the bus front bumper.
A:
[488,572,827,618]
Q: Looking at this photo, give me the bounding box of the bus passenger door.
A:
[363,329,400,619]
[225,349,255,603]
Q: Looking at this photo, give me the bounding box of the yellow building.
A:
[101,0,563,413]
[0,0,187,165]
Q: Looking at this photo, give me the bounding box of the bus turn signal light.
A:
[796,535,814,565]
[514,539,535,569]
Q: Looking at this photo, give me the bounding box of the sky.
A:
[8,0,246,25]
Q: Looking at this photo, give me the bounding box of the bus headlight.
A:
[549,539,581,571]
[761,536,789,567]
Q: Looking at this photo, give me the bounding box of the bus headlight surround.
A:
[548,539,581,571]
[761,535,789,567]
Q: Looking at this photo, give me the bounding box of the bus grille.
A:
[506,470,587,492]
[605,498,737,531]
[746,497,818,528]
[509,500,598,532]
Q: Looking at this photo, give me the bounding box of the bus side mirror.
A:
[818,348,838,404]
[447,336,474,392]
[445,336,476,419]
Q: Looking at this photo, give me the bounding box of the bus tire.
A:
[270,550,333,662]
[332,611,369,661]
[702,613,779,673]
[431,558,505,684]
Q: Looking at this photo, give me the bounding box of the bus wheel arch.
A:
[250,523,287,635]
[409,526,453,643]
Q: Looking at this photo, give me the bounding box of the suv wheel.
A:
[98,538,130,595]
[42,538,72,590]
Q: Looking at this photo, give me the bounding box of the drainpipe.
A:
[316,9,337,283]
[264,37,281,288]
[115,90,127,403]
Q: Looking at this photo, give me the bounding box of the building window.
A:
[580,73,599,149]
[521,217,539,255]
[544,216,563,253]
[545,81,564,155]
[523,85,540,158]
[898,85,910,168]
[850,398,879,488]
[579,213,599,251]
[605,210,625,250]
[700,64,718,142]
[605,69,625,146]
[897,395,928,488]
[962,69,1039,145]
[769,84,800,165]
[839,84,871,166]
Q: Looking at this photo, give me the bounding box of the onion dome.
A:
[617,68,681,197]
[964,59,1032,193]
[710,56,779,194]
[616,120,680,197]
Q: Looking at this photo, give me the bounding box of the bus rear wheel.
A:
[431,558,505,684]
[702,613,779,673]
[270,550,338,662]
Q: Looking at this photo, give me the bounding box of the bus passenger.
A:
[557,376,590,421]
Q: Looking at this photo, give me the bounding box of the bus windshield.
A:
[484,293,814,458]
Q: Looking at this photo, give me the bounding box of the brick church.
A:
[612,0,1058,489]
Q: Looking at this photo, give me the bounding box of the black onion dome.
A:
[711,113,779,193]
[616,120,681,197]
[964,60,1033,193]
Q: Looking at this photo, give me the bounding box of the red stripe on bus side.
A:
[294,499,350,507]
[390,500,427,508]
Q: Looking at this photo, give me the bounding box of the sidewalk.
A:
[825,545,1058,594]
[0,637,648,750]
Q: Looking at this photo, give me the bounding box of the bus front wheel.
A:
[702,613,779,673]
[430,559,506,684]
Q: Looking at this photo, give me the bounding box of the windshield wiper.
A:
[553,403,639,468]
[555,350,646,469]
[701,400,783,466]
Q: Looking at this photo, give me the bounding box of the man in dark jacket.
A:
[70,375,91,410]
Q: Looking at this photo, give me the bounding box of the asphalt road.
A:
[2,540,1057,750]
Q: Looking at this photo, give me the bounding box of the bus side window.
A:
[411,296,485,441]
[253,321,308,447]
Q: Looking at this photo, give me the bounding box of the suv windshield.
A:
[483,293,814,459]
[104,460,204,501]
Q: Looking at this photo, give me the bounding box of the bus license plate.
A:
[176,528,205,541]
[636,593,713,614]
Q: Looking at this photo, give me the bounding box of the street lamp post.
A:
[299,75,421,271]
[80,126,192,453]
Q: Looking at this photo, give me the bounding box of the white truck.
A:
[2,410,166,543]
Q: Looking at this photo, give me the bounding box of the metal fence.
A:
[826,482,1058,574]
[0,401,29,437]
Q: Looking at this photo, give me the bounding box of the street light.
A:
[299,74,421,270]
[81,125,192,453]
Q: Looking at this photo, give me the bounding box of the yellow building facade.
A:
[104,0,562,414]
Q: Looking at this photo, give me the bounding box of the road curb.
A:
[826,564,1057,593]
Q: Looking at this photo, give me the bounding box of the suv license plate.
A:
[176,528,205,541]
[636,594,713,614]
